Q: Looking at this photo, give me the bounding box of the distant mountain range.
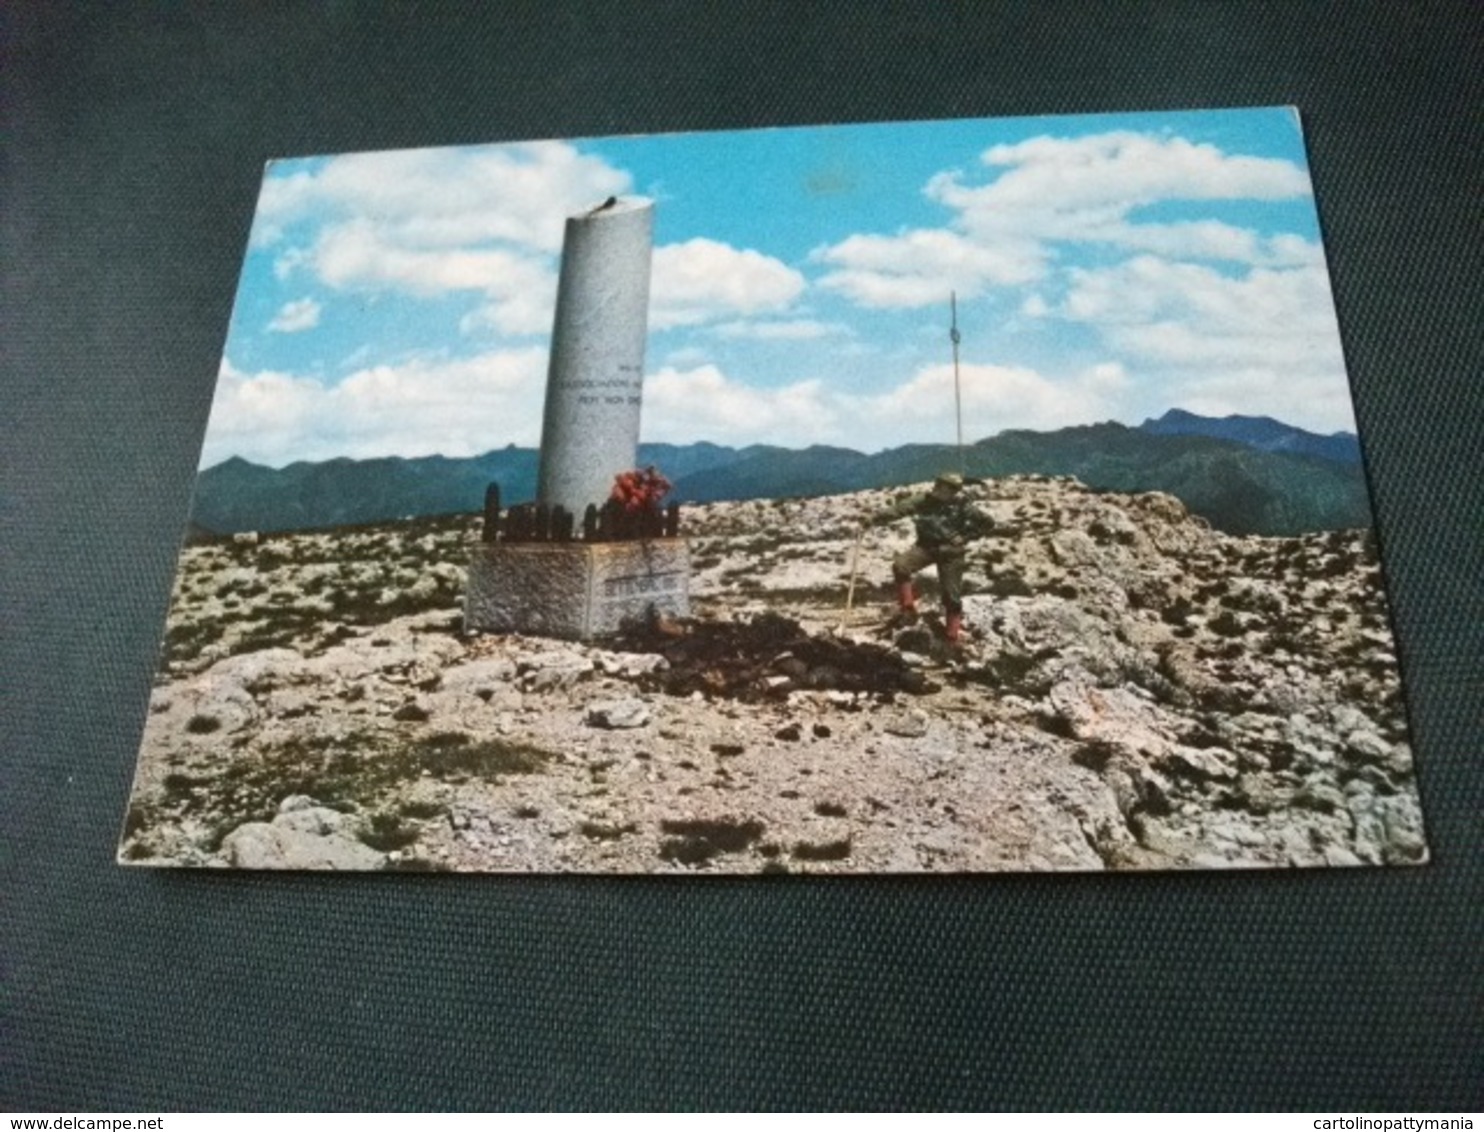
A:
[191,410,1373,539]
[1139,408,1361,464]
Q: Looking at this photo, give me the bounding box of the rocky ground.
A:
[119,476,1428,873]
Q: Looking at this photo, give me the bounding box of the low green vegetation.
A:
[136,728,555,853]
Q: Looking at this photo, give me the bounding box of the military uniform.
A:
[865,473,994,642]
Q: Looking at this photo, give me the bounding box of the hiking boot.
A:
[945,611,964,647]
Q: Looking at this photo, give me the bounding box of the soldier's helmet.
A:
[930,472,964,498]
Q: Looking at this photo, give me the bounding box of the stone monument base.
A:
[464,539,690,641]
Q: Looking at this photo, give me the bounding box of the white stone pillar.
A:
[535,197,653,518]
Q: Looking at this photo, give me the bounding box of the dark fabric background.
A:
[4,2,1480,1111]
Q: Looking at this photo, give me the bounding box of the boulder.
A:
[594,652,669,678]
[884,710,929,739]
[178,675,262,735]
[586,698,651,730]
[1048,677,1172,759]
[519,651,595,693]
[1294,779,1348,815]
[221,804,384,870]
[1344,730,1392,765]
[440,658,520,694]
[1161,745,1238,782]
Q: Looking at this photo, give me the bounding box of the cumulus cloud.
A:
[642,365,840,448]
[658,346,712,369]
[1087,220,1321,267]
[201,350,549,467]
[943,131,1309,218]
[815,129,1317,310]
[649,239,806,329]
[281,216,561,336]
[1020,293,1050,318]
[639,359,1125,451]
[937,132,1317,266]
[711,318,846,340]
[259,145,811,337]
[814,228,1044,308]
[1061,255,1355,432]
[845,361,1125,442]
[256,142,631,254]
[307,221,542,295]
[267,298,322,333]
[257,142,631,337]
[204,346,1146,465]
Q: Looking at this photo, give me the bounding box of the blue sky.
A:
[204,107,1358,467]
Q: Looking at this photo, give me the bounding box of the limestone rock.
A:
[1162,745,1238,782]
[126,473,1426,874]
[221,803,385,870]
[1048,678,1172,759]
[884,710,929,739]
[1385,743,1415,778]
[1345,730,1392,764]
[594,652,669,678]
[586,698,651,730]
[440,658,519,694]
[1295,779,1347,815]
[519,651,594,693]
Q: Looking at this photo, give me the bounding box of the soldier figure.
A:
[862,472,994,646]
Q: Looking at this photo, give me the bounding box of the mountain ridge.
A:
[1140,408,1361,464]
[192,411,1371,539]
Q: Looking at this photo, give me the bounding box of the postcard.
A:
[119,107,1427,873]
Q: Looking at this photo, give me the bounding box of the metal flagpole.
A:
[950,291,964,475]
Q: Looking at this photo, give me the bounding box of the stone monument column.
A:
[466,195,689,642]
[536,197,654,518]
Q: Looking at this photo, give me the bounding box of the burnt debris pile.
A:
[612,611,933,701]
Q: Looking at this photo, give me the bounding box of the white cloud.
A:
[259,145,810,338]
[272,247,309,280]
[711,318,845,340]
[659,346,712,369]
[1092,220,1321,267]
[457,282,559,337]
[814,228,1043,308]
[934,133,1315,266]
[814,129,1317,311]
[845,361,1123,442]
[205,349,1143,466]
[1020,293,1050,318]
[202,350,549,467]
[291,215,562,336]
[642,365,839,447]
[945,131,1310,218]
[639,359,1125,451]
[267,298,322,333]
[649,239,806,329]
[257,142,631,254]
[254,142,632,338]
[1061,255,1355,432]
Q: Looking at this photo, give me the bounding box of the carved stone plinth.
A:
[464,539,690,641]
